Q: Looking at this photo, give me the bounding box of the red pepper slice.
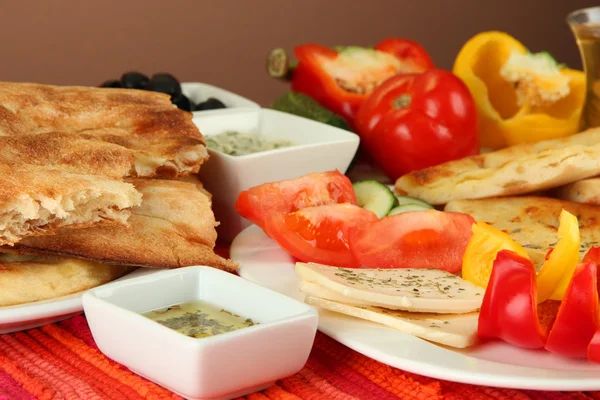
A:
[545,262,598,358]
[583,246,600,295]
[478,250,546,349]
[588,330,600,363]
[291,40,434,124]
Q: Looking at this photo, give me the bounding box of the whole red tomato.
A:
[355,69,479,180]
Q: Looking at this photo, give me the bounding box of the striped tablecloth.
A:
[0,314,598,400]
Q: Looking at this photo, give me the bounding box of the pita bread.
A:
[11,179,237,272]
[395,128,600,205]
[553,178,600,205]
[0,253,132,307]
[0,82,209,178]
[0,161,141,246]
[444,196,600,266]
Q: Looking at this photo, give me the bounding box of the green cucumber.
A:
[353,180,398,218]
[395,195,434,210]
[388,203,432,216]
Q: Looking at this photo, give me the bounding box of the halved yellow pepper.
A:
[536,209,580,302]
[462,221,529,288]
[453,31,586,149]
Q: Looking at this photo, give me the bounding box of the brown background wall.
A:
[0,0,595,106]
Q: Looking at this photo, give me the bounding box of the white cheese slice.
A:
[306,296,479,348]
[295,262,484,314]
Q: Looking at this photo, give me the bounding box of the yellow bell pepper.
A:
[453,31,586,149]
[536,209,580,302]
[462,221,529,288]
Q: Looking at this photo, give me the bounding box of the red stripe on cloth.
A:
[0,354,56,400]
[0,334,83,400]
[307,348,401,400]
[0,369,36,400]
[313,333,443,399]
[40,324,183,400]
[441,380,533,400]
[262,385,303,400]
[59,313,99,349]
[23,329,143,400]
[295,367,360,400]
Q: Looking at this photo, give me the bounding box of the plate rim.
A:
[232,224,600,391]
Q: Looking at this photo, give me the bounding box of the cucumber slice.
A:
[353,180,398,218]
[388,203,432,216]
[395,195,434,209]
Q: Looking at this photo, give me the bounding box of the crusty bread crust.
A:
[0,82,209,178]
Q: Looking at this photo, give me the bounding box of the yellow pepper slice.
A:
[453,31,586,149]
[536,209,580,302]
[462,221,529,288]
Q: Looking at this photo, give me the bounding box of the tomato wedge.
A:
[234,171,356,233]
[478,250,546,349]
[266,204,378,268]
[545,262,598,358]
[348,210,474,272]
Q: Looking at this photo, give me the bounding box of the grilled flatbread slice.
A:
[306,296,478,348]
[445,196,600,266]
[0,82,209,178]
[395,128,600,205]
[0,253,132,307]
[553,178,600,205]
[0,161,141,246]
[11,179,237,272]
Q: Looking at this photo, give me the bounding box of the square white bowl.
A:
[82,266,318,400]
[194,108,360,241]
[182,82,260,113]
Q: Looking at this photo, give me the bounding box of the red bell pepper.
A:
[588,330,600,363]
[354,69,479,180]
[545,262,598,358]
[478,250,546,349]
[291,40,434,125]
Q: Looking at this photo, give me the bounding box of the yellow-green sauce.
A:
[205,131,294,156]
[142,300,257,338]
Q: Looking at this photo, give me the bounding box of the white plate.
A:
[0,268,154,334]
[232,225,600,391]
[181,82,259,114]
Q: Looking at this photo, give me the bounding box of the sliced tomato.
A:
[348,210,475,272]
[234,171,356,233]
[545,262,598,358]
[266,204,378,268]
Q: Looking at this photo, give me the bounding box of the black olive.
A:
[100,79,121,88]
[148,73,182,97]
[171,94,192,111]
[120,72,150,89]
[195,97,226,111]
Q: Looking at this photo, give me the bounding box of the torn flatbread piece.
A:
[395,128,600,205]
[11,179,237,272]
[0,161,141,246]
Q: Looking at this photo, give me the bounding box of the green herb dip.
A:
[142,300,257,338]
[205,131,294,156]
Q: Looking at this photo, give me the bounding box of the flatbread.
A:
[0,253,131,307]
[553,178,600,205]
[0,82,209,178]
[444,196,600,266]
[395,128,600,205]
[0,161,141,246]
[10,179,237,272]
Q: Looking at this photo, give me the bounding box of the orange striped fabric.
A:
[0,314,598,400]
